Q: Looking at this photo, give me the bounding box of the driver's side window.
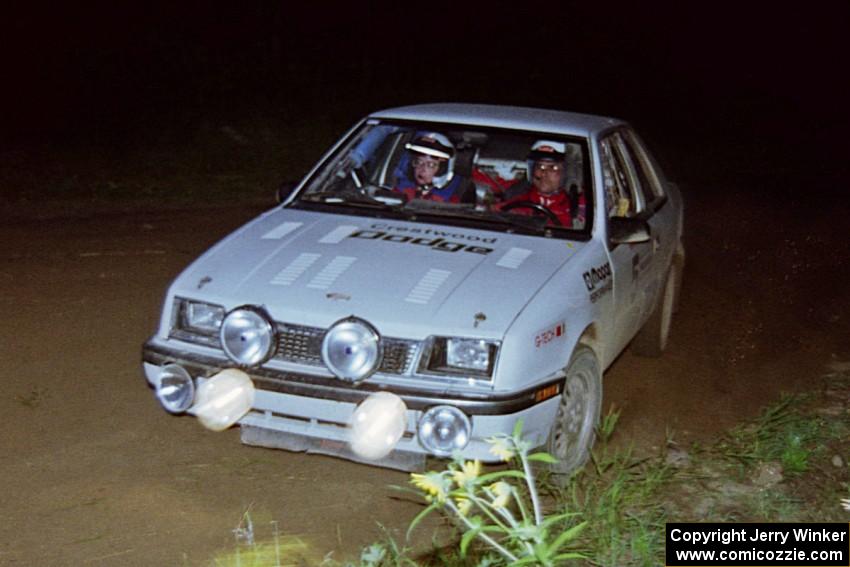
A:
[368,131,408,188]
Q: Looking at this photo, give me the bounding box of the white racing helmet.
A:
[526,139,567,183]
[405,132,455,188]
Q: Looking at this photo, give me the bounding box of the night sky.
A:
[4,3,848,195]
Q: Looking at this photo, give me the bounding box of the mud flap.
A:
[239,424,426,472]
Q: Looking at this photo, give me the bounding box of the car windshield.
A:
[293,120,592,238]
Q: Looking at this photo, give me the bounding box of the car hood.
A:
[171,208,585,339]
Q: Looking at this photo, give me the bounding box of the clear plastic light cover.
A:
[447,338,491,372]
[193,369,255,432]
[220,306,276,366]
[421,337,498,378]
[182,300,225,333]
[321,317,383,382]
[156,364,195,413]
[348,392,407,460]
[417,405,471,456]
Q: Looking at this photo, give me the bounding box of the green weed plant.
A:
[405,420,587,566]
[717,393,833,476]
[207,381,850,566]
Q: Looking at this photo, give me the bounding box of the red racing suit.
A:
[393,174,464,203]
[471,167,521,195]
[497,186,583,227]
[393,184,460,203]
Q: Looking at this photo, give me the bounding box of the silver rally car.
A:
[142,103,684,472]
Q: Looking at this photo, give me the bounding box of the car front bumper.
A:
[142,339,562,471]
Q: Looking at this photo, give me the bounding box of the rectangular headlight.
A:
[178,299,225,335]
[419,337,499,378]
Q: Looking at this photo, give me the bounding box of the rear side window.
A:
[622,129,666,206]
[600,130,668,217]
[599,135,638,218]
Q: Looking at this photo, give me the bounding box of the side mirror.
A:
[276,182,297,204]
[609,217,651,245]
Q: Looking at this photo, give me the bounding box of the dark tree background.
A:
[4,3,848,198]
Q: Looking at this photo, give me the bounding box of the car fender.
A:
[496,239,611,393]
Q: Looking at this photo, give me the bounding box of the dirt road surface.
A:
[1,188,847,565]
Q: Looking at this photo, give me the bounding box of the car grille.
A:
[275,324,321,365]
[171,307,420,376]
[275,323,418,375]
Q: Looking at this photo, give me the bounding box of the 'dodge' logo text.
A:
[348,229,494,255]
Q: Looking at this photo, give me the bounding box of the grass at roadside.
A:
[206,368,850,566]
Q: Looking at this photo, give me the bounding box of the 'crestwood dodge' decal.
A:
[368,223,498,243]
[349,228,494,255]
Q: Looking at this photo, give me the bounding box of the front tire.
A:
[546,346,602,474]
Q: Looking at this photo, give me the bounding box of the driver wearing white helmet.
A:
[497,140,584,227]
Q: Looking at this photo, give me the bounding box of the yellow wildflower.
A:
[452,459,481,486]
[410,472,448,503]
[454,495,473,516]
[489,481,512,509]
[487,436,515,462]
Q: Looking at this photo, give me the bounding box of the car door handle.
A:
[652,236,661,252]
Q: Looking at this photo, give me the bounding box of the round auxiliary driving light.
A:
[417,405,471,456]
[156,363,195,414]
[193,369,256,432]
[321,317,382,382]
[220,306,276,366]
[349,392,408,461]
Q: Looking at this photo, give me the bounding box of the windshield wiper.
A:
[401,201,551,233]
[301,191,403,211]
